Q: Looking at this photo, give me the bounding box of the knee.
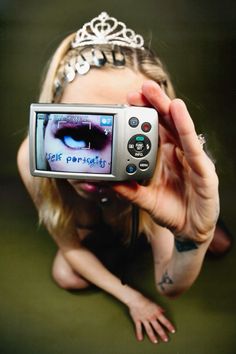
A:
[52,264,90,290]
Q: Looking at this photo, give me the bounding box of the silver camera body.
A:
[29,103,158,181]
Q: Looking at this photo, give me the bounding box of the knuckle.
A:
[172,98,185,107]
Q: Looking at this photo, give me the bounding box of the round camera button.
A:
[128,135,151,158]
[126,164,137,174]
[135,141,145,151]
[139,160,149,170]
[129,117,139,128]
[141,122,152,132]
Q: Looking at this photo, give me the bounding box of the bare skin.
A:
[18,68,220,344]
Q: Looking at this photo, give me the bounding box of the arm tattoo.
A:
[175,238,198,252]
[158,271,173,291]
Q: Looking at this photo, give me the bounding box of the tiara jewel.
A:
[72,12,144,49]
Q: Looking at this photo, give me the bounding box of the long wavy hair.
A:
[36,33,176,244]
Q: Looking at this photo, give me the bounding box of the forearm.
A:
[153,230,214,297]
[62,246,141,306]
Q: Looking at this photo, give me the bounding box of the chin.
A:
[68,180,115,201]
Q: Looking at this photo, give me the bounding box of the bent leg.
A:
[52,250,91,290]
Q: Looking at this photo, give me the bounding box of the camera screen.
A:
[35,112,114,174]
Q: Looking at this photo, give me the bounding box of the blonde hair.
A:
[36,32,176,244]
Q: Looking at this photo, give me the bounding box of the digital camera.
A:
[29,103,158,181]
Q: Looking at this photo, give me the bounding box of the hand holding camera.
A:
[113,80,219,244]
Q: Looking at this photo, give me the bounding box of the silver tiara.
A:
[71,12,145,49]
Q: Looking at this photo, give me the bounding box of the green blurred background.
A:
[0,1,236,353]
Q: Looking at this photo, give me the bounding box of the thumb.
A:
[113,181,154,212]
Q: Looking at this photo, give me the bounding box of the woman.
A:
[17,12,229,344]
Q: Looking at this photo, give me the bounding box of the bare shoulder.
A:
[17,136,31,182]
[17,136,38,199]
[17,135,28,167]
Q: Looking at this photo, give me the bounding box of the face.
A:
[53,67,147,198]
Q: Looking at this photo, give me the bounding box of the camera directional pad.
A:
[128,134,151,158]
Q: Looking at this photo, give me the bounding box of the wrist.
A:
[174,230,214,253]
[121,285,143,307]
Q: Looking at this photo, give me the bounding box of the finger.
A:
[127,91,150,107]
[128,81,179,141]
[135,321,143,342]
[127,91,178,146]
[158,314,176,334]
[150,319,169,342]
[141,80,171,116]
[170,99,199,151]
[113,181,154,212]
[143,321,158,344]
[141,81,179,139]
[113,180,170,217]
[169,99,212,177]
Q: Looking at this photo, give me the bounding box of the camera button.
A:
[129,117,139,127]
[135,141,145,151]
[128,135,151,158]
[135,135,145,141]
[128,143,135,149]
[126,164,137,174]
[141,122,152,132]
[139,160,149,170]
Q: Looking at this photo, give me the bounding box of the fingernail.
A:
[171,329,176,334]
[164,337,168,342]
[154,339,158,344]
